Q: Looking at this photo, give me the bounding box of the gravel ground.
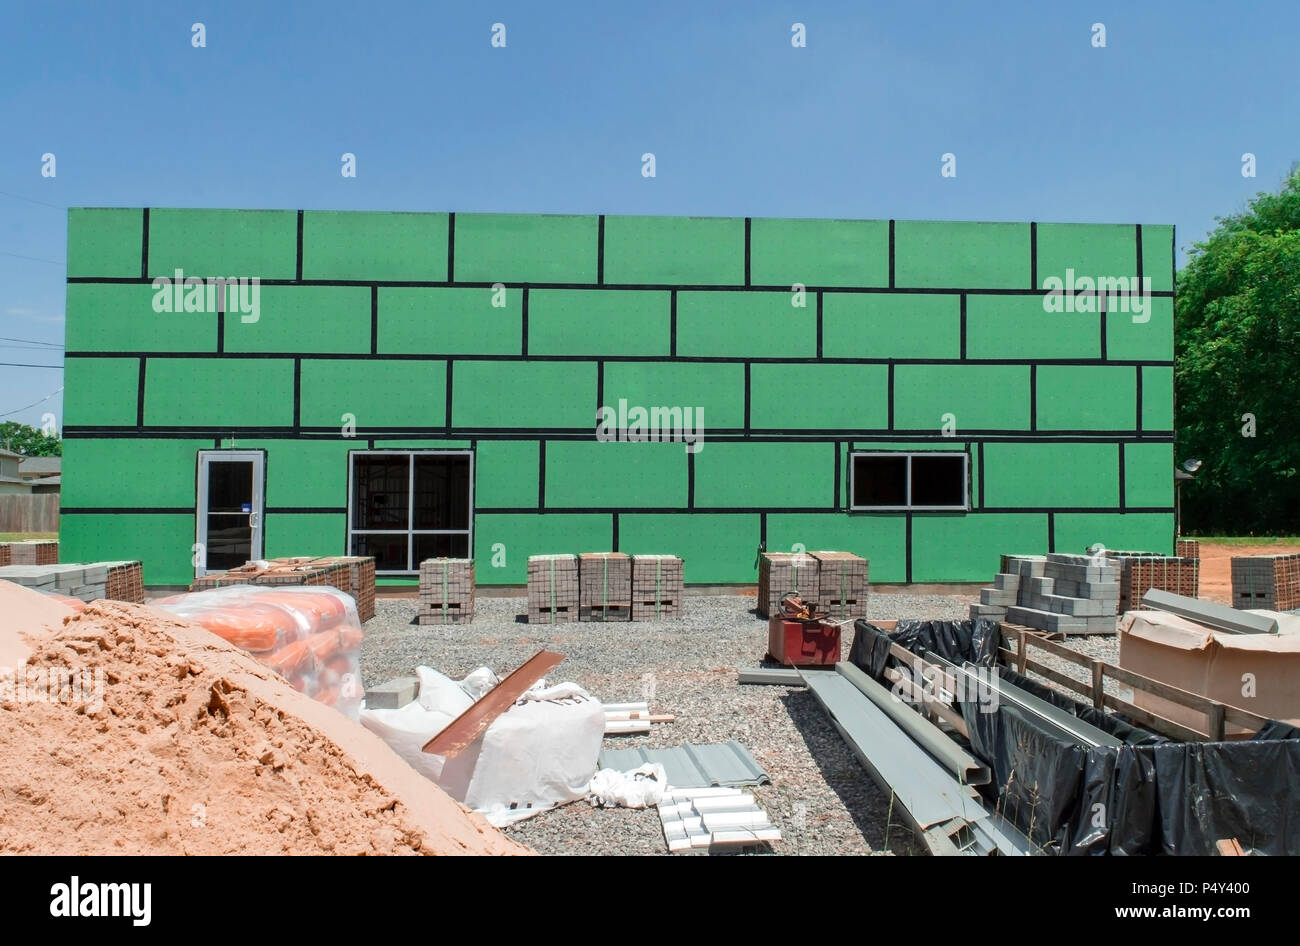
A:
[360,591,974,856]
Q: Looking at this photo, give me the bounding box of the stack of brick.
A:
[1231,554,1300,611]
[0,560,143,603]
[104,561,145,603]
[190,556,377,621]
[1108,550,1200,612]
[579,552,632,621]
[757,552,820,618]
[631,554,682,621]
[528,554,579,623]
[1176,539,1200,559]
[417,557,475,625]
[972,553,1120,634]
[0,540,58,565]
[308,556,376,622]
[810,551,868,619]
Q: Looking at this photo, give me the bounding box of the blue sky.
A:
[1,0,1296,431]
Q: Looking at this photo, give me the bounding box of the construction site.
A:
[0,206,1294,862]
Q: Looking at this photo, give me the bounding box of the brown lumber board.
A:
[886,641,960,693]
[1100,692,1207,742]
[1006,624,1272,737]
[883,667,970,739]
[1216,838,1245,856]
[1100,662,1268,729]
[422,650,565,757]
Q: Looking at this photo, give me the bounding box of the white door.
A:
[196,450,265,576]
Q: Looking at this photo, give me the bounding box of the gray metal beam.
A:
[737,668,806,686]
[799,668,1036,856]
[1140,589,1277,635]
[835,662,990,786]
[927,653,1123,749]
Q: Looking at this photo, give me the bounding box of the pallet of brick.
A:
[631,555,683,621]
[810,551,868,619]
[417,557,475,625]
[757,552,820,618]
[104,560,144,603]
[307,555,376,622]
[1,540,58,565]
[1231,554,1300,611]
[579,552,632,621]
[1111,552,1200,612]
[1176,539,1200,559]
[528,554,578,623]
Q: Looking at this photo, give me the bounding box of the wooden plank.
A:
[883,667,970,739]
[1207,702,1226,742]
[888,641,958,694]
[1101,692,1208,742]
[1216,838,1245,856]
[1021,658,1094,701]
[1091,659,1105,710]
[422,650,565,757]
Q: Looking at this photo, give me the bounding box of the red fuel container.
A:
[767,616,842,666]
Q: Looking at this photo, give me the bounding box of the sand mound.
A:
[0,599,529,855]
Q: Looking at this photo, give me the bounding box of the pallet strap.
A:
[549,557,557,624]
[442,560,449,622]
[602,556,609,619]
[656,557,662,620]
[839,562,846,618]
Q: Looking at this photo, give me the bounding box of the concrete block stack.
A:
[527,554,579,623]
[417,557,475,625]
[1231,554,1300,611]
[631,554,683,621]
[0,560,143,603]
[579,552,632,621]
[972,553,1120,634]
[757,552,820,618]
[810,551,869,619]
[0,540,58,566]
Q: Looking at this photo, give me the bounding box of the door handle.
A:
[248,511,259,529]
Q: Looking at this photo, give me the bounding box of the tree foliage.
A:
[0,422,61,457]
[1176,171,1300,532]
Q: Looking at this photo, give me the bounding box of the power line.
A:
[0,386,63,419]
[0,189,64,211]
[0,251,64,265]
[0,336,61,347]
[0,362,62,369]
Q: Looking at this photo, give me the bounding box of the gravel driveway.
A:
[360,591,977,856]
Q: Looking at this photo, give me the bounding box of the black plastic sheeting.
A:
[850,618,1300,855]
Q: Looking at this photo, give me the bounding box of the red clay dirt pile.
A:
[0,580,529,855]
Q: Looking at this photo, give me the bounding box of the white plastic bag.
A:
[587,763,668,809]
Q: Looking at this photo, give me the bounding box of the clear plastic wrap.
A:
[152,585,363,719]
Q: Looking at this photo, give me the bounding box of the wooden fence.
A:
[0,493,59,533]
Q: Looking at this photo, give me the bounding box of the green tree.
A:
[1176,170,1300,532]
[0,421,62,457]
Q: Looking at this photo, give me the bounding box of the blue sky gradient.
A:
[2,0,1297,428]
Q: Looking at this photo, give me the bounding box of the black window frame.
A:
[848,450,970,512]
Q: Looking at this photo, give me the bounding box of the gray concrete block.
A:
[980,587,1017,606]
[366,676,420,710]
[993,573,1020,591]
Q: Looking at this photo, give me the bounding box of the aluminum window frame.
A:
[848,450,970,512]
[346,448,474,575]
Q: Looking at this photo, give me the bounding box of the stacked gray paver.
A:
[0,562,111,602]
[970,553,1120,634]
